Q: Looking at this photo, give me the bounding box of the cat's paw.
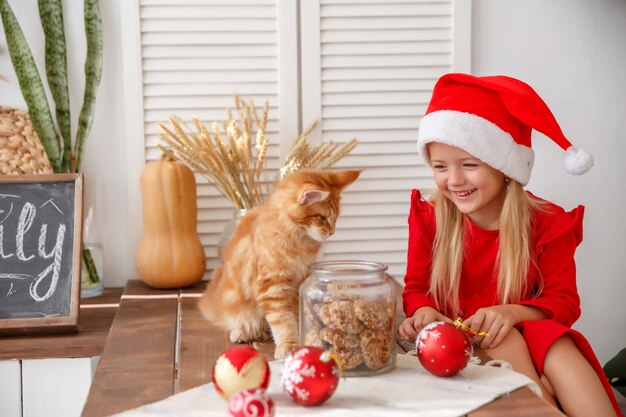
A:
[229,329,246,343]
[274,342,298,359]
[229,327,271,343]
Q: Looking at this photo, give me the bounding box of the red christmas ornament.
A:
[281,346,340,406]
[416,321,473,377]
[212,346,270,400]
[227,388,275,417]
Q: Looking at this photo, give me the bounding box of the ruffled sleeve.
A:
[402,190,438,317]
[517,204,585,326]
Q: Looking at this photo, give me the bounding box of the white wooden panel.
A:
[122,0,469,281]
[142,57,278,72]
[320,2,450,16]
[22,358,94,417]
[321,0,449,3]
[142,0,275,4]
[144,122,281,136]
[143,95,280,109]
[323,78,436,92]
[277,0,300,161]
[321,16,452,30]
[143,110,278,124]
[322,128,423,142]
[141,18,275,32]
[142,70,278,84]
[301,0,469,279]
[141,32,278,45]
[123,0,299,275]
[325,240,407,255]
[142,44,278,58]
[323,41,451,56]
[320,28,452,43]
[0,360,21,417]
[140,6,276,19]
[337,214,409,229]
[322,66,450,80]
[143,82,278,96]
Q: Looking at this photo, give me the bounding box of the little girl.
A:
[399,73,622,417]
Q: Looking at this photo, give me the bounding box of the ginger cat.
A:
[198,169,360,359]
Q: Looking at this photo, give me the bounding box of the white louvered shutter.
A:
[130,0,298,276]
[123,0,468,280]
[300,0,468,280]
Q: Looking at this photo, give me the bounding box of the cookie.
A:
[360,329,392,369]
[354,297,390,329]
[315,300,364,334]
[329,346,364,370]
[320,327,361,350]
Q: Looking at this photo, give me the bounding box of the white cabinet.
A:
[0,360,21,417]
[121,0,472,281]
[1,357,99,417]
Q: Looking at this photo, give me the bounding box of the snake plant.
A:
[0,0,103,173]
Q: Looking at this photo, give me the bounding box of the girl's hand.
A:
[398,306,451,341]
[463,305,519,349]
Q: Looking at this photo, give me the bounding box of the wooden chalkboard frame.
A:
[0,173,83,335]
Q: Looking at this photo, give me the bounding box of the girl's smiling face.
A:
[428,142,508,229]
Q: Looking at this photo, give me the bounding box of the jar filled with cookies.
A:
[300,260,396,376]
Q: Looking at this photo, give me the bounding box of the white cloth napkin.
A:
[114,354,540,417]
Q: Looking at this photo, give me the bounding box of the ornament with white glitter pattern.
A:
[281,346,340,406]
[416,321,473,377]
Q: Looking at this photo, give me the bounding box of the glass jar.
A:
[216,209,247,261]
[299,260,396,376]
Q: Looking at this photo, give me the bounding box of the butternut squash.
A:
[136,155,206,288]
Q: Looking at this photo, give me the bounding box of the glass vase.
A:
[81,177,104,298]
[81,244,103,298]
[217,209,247,261]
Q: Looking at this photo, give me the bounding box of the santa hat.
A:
[417,73,593,185]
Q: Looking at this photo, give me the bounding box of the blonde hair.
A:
[429,181,545,316]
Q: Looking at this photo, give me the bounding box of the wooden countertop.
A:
[0,288,123,360]
[81,280,563,417]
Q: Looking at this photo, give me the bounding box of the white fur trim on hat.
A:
[563,146,593,175]
[417,110,535,185]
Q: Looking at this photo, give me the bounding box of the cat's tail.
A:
[197,266,222,323]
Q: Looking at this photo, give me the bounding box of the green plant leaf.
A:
[74,0,103,172]
[38,0,71,172]
[0,0,61,171]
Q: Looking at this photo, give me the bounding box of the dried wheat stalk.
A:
[158,95,358,210]
[278,120,358,180]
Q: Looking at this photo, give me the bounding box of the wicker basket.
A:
[0,106,54,175]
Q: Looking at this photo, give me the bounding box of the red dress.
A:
[402,189,623,415]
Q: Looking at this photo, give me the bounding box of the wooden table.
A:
[0,288,122,416]
[82,280,563,417]
[0,287,122,361]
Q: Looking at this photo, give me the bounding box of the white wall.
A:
[1,0,624,364]
[473,0,626,363]
[0,0,132,291]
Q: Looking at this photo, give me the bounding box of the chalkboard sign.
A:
[0,174,83,335]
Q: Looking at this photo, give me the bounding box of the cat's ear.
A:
[299,190,330,206]
[334,170,362,189]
